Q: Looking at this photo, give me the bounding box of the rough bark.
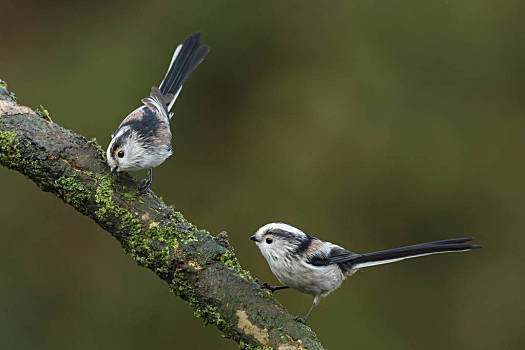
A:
[0,81,324,350]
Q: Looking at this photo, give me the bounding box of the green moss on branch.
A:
[0,81,324,350]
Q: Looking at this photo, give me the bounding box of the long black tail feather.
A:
[159,32,209,104]
[332,238,481,270]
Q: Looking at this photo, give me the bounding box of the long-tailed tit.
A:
[107,32,209,193]
[250,222,481,324]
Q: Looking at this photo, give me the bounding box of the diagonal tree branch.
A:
[0,80,324,350]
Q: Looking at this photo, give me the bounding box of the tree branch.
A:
[0,80,324,350]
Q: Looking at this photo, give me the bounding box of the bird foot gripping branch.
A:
[251,223,481,324]
[107,33,209,194]
[0,80,325,349]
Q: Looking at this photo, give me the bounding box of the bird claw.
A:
[262,283,290,294]
[138,183,151,195]
[294,316,307,324]
[138,169,153,195]
[262,283,275,292]
[138,178,152,195]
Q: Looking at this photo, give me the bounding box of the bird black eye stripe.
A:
[105,32,209,195]
[251,223,481,325]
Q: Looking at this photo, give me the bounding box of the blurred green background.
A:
[2,0,524,349]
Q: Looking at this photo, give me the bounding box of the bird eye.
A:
[116,150,125,158]
[265,237,273,244]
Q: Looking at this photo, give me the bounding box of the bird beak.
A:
[249,235,257,242]
[110,166,117,174]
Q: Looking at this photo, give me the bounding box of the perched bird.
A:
[107,32,209,193]
[250,222,481,324]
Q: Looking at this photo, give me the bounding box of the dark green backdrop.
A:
[2,0,524,349]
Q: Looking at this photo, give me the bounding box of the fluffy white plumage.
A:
[106,32,209,193]
[251,222,480,324]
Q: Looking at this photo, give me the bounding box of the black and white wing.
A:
[307,238,481,272]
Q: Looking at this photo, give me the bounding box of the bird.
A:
[107,32,209,193]
[250,222,481,324]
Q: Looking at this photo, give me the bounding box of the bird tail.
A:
[344,238,482,270]
[158,32,210,112]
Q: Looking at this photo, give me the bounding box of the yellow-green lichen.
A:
[194,305,228,328]
[0,79,17,102]
[179,230,198,244]
[171,269,197,301]
[0,131,16,165]
[128,221,203,273]
[170,211,199,244]
[170,269,230,331]
[93,173,141,234]
[239,341,274,350]
[127,219,212,282]
[54,175,92,210]
[0,131,40,174]
[145,222,179,250]
[221,250,254,281]
[88,138,106,160]
[122,189,139,201]
[127,222,179,270]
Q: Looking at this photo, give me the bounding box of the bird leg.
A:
[139,169,153,194]
[262,283,290,293]
[294,295,320,324]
